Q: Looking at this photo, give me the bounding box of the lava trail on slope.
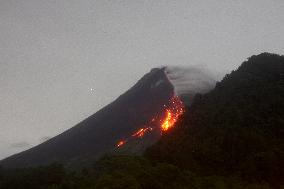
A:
[116,73,185,148]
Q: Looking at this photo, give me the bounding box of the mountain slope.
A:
[0,53,283,189]
[0,68,175,168]
[146,53,284,185]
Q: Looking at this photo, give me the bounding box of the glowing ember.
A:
[161,110,172,131]
[161,96,184,131]
[117,140,126,147]
[116,95,184,148]
[132,127,153,138]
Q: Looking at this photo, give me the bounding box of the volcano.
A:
[0,68,185,168]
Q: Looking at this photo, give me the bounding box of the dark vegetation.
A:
[146,53,284,188]
[0,53,283,188]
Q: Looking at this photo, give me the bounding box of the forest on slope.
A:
[146,52,284,188]
[0,53,283,189]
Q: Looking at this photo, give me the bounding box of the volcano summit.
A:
[0,67,214,168]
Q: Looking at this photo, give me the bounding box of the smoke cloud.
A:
[39,136,51,143]
[9,142,30,149]
[165,66,216,104]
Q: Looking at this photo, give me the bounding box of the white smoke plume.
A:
[165,66,216,101]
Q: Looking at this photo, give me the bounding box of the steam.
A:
[165,66,216,97]
[10,142,30,148]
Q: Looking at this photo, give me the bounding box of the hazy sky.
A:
[1,0,284,159]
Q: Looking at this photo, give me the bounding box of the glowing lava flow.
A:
[161,96,184,131]
[116,127,153,148]
[117,140,126,147]
[132,127,153,138]
[116,95,184,148]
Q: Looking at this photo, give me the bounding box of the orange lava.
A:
[132,127,153,138]
[161,96,184,131]
[117,140,126,147]
[116,95,184,148]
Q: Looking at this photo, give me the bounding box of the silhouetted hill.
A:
[0,68,174,168]
[146,53,284,186]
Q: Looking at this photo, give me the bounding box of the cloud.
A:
[10,142,30,148]
[39,136,51,143]
[165,66,216,104]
